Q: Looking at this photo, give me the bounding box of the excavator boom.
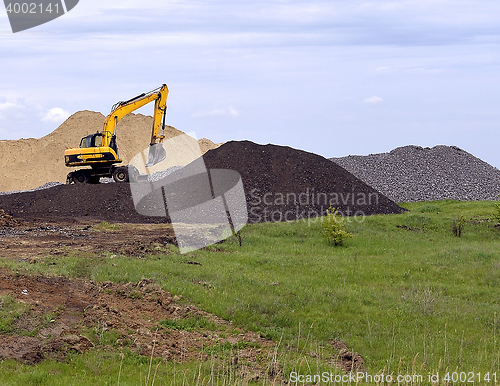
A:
[101,84,169,148]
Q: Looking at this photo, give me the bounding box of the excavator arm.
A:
[101,84,169,150]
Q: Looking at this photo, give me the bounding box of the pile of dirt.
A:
[332,145,500,202]
[0,110,220,192]
[0,209,21,227]
[0,273,273,367]
[0,141,404,224]
[329,339,365,373]
[0,184,169,223]
[202,141,405,222]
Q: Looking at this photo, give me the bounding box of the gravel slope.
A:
[331,145,500,202]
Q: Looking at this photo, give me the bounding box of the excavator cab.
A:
[79,133,103,148]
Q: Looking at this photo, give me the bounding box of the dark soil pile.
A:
[0,141,404,224]
[203,141,405,223]
[0,184,170,224]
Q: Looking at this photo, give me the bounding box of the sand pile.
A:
[0,141,404,224]
[331,145,500,202]
[0,111,220,192]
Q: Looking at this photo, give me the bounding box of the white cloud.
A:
[0,100,27,122]
[363,96,384,104]
[0,101,25,111]
[191,105,240,118]
[42,107,70,123]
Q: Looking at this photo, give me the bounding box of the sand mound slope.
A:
[0,111,219,192]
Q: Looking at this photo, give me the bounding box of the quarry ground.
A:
[0,218,280,381]
[0,216,362,382]
[0,218,177,261]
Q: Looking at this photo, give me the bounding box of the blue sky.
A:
[1,0,500,168]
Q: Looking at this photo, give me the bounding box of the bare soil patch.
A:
[0,219,176,260]
[0,272,273,371]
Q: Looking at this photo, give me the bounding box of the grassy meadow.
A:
[1,199,500,385]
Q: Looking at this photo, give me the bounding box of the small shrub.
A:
[95,221,121,230]
[322,206,353,246]
[452,215,466,237]
[494,195,500,223]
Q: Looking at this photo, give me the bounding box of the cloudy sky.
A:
[1,0,500,168]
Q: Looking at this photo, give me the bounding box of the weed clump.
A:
[494,195,500,224]
[322,206,353,246]
[95,221,121,230]
[452,215,466,237]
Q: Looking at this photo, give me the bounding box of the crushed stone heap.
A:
[331,145,500,202]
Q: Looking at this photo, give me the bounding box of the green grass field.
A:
[2,199,500,385]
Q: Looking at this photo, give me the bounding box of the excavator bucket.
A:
[146,143,167,167]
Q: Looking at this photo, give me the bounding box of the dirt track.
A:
[0,271,272,369]
[0,219,176,260]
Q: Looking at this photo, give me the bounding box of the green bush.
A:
[322,206,353,246]
[452,215,466,237]
[494,195,500,223]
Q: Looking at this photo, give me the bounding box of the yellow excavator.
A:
[65,84,169,184]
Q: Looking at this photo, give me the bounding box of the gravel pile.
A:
[203,141,405,222]
[147,166,184,183]
[0,183,169,224]
[0,182,64,196]
[331,145,500,202]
